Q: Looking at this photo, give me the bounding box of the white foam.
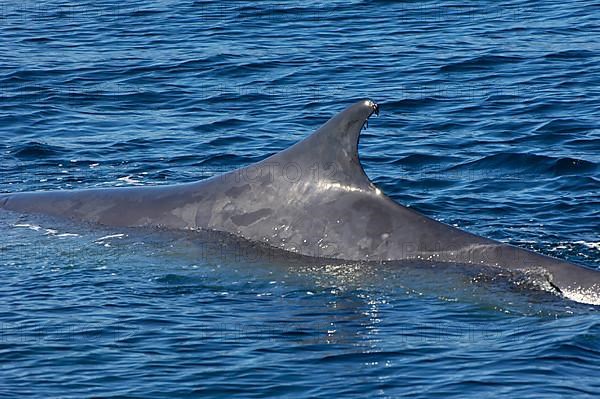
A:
[117,175,142,185]
[95,233,126,241]
[562,288,600,306]
[13,223,41,231]
[574,241,600,251]
[13,223,79,238]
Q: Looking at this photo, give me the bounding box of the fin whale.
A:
[1,100,599,303]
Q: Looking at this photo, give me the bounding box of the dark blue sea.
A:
[1,1,599,397]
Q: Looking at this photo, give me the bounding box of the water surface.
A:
[1,1,599,397]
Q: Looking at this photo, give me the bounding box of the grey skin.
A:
[1,100,599,302]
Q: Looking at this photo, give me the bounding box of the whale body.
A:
[1,100,599,303]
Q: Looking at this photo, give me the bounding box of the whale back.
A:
[2,99,600,301]
[0,100,517,261]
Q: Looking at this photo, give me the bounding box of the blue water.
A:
[1,0,600,397]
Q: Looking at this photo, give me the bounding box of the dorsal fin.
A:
[266,99,379,190]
